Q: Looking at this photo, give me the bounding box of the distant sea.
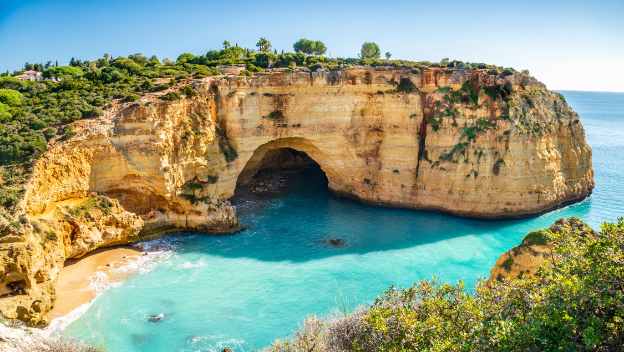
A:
[62,90,624,352]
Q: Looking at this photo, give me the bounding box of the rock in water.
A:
[147,313,165,323]
[326,238,346,247]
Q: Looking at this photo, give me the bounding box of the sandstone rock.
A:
[489,218,595,282]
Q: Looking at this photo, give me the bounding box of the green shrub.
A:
[523,230,550,246]
[264,110,285,120]
[0,102,11,120]
[0,88,23,106]
[180,85,196,97]
[396,78,417,93]
[159,91,181,101]
[43,65,83,79]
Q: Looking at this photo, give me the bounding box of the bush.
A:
[159,91,181,101]
[0,89,23,106]
[43,66,83,79]
[270,217,624,352]
[396,78,417,93]
[0,102,11,120]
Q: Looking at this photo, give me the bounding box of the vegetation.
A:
[65,195,113,218]
[293,38,327,56]
[270,217,624,352]
[396,78,417,93]
[256,37,272,52]
[360,42,381,59]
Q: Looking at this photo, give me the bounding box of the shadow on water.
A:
[171,162,592,263]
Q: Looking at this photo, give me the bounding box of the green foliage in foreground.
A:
[270,217,624,352]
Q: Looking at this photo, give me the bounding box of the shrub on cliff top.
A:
[268,217,624,352]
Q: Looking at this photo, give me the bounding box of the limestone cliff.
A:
[0,66,593,325]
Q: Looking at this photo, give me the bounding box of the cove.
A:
[62,91,624,351]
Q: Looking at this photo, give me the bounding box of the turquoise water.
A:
[63,91,624,351]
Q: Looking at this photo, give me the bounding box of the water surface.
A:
[64,91,624,351]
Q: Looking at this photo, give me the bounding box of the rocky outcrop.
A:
[0,66,593,325]
[489,218,596,282]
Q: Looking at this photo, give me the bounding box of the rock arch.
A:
[234,137,339,192]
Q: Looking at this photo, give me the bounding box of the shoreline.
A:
[49,246,143,320]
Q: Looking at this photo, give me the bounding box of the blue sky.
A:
[1,0,622,91]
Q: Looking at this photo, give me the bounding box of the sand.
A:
[50,246,143,319]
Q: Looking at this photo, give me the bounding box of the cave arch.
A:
[234,137,339,193]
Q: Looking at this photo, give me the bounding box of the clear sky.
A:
[1,0,622,92]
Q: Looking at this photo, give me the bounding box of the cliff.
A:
[0,66,594,325]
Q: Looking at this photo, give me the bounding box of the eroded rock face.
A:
[0,66,593,325]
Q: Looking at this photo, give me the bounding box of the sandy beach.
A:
[50,246,143,319]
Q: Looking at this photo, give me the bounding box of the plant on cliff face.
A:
[395,78,417,93]
[268,217,624,352]
[264,110,285,121]
[159,91,181,101]
[215,125,238,163]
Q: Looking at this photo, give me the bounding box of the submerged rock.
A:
[147,313,165,323]
[325,238,346,248]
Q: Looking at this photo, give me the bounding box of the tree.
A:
[293,38,327,55]
[222,40,231,49]
[256,37,272,52]
[176,52,196,64]
[360,42,381,59]
[385,52,392,60]
[148,55,160,66]
[128,53,148,65]
[313,41,327,55]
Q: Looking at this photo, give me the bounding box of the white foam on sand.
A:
[46,238,177,333]
[0,237,179,350]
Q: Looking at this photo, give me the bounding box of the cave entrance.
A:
[234,147,328,198]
